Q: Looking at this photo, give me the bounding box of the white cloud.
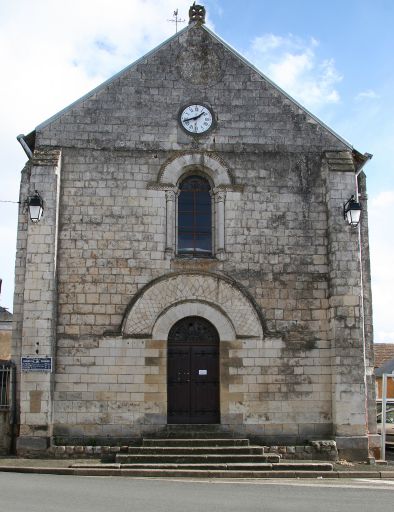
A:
[0,0,195,130]
[375,332,394,343]
[0,0,392,347]
[355,89,380,101]
[369,191,394,343]
[0,223,18,310]
[243,29,394,348]
[0,0,195,310]
[246,33,342,111]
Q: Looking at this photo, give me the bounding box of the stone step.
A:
[142,438,250,447]
[123,463,332,471]
[124,446,264,455]
[272,463,333,471]
[115,453,280,464]
[120,463,275,470]
[78,469,332,479]
[120,462,333,471]
[146,425,236,439]
[70,462,334,477]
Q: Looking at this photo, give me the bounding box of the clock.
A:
[179,104,214,134]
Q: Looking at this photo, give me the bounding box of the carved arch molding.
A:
[148,152,243,258]
[122,272,264,340]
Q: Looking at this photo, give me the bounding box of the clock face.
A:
[180,104,213,134]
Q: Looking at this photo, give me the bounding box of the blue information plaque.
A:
[21,357,52,372]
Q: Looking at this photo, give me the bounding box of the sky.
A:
[0,0,393,342]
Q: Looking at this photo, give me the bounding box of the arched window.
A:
[178,175,212,257]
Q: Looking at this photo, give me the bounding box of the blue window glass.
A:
[178,175,212,257]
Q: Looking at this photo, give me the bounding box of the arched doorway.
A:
[167,316,220,424]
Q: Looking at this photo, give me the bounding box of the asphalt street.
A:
[0,473,393,512]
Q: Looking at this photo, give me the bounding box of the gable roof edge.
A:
[32,22,359,154]
[202,25,353,151]
[34,24,192,133]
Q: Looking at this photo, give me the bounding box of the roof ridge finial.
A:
[189,2,206,24]
[168,8,186,33]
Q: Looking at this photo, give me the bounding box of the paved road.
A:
[1,473,394,512]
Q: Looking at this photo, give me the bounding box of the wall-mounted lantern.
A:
[27,191,44,223]
[343,195,361,227]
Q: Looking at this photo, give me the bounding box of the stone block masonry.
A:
[12,21,376,460]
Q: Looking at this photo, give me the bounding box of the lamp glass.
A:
[346,207,361,227]
[28,193,44,223]
[29,204,43,222]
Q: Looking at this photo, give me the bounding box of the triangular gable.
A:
[33,24,191,134]
[202,25,353,150]
[23,22,366,159]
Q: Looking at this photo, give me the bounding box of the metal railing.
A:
[0,362,14,411]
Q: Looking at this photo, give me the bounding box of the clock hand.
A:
[184,111,205,122]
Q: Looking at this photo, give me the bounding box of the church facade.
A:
[12,5,378,459]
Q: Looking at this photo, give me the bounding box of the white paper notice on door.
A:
[198,369,208,375]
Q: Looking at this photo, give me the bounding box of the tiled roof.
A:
[374,344,394,368]
[0,306,12,322]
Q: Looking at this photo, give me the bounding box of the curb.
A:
[1,465,394,479]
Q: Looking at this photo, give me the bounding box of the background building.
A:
[0,283,13,454]
[374,344,394,402]
[0,306,12,361]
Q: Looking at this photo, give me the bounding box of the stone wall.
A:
[12,23,375,458]
[53,334,333,444]
[44,442,338,461]
[36,26,344,153]
[52,271,332,444]
[54,146,332,339]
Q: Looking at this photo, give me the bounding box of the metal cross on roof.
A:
[167,9,186,33]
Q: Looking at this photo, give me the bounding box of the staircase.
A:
[115,437,281,469]
[70,433,334,477]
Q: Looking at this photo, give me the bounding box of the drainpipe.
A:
[354,151,373,454]
[16,134,33,159]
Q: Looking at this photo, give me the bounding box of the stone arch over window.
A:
[150,152,237,259]
[159,152,233,187]
[121,272,265,339]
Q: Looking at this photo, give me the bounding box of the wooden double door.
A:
[167,316,220,424]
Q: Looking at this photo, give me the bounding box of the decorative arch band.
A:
[122,271,265,339]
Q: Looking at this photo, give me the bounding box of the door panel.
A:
[190,346,219,423]
[167,317,220,424]
[167,346,190,421]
